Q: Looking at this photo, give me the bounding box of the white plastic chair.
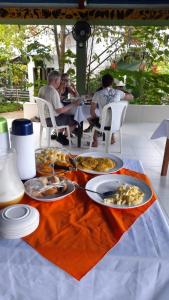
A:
[89,101,128,153]
[34,97,71,147]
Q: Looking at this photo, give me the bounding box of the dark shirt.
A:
[61,87,69,101]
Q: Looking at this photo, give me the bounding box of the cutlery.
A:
[74,183,117,199]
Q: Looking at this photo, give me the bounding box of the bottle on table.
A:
[10,118,36,180]
[0,148,25,207]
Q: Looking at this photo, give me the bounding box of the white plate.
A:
[24,177,75,202]
[86,174,152,209]
[75,152,123,175]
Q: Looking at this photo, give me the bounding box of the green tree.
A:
[0,25,26,87]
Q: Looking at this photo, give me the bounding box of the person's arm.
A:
[68,84,79,97]
[119,90,133,101]
[55,100,80,114]
[123,93,133,101]
[51,87,80,114]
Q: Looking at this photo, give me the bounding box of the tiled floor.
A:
[5,114,169,222]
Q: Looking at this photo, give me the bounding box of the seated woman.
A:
[90,74,133,147]
[58,73,79,102]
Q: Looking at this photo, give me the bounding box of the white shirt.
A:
[38,85,63,118]
[92,87,125,126]
[92,87,125,115]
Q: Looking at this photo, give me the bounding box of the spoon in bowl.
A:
[74,183,117,200]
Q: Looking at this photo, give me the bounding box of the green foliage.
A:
[27,41,52,66]
[1,24,169,106]
[34,79,47,96]
[87,26,169,85]
[0,25,26,65]
[0,26,52,88]
[0,102,23,113]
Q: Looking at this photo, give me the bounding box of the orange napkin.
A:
[22,168,156,280]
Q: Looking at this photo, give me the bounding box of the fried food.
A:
[95,158,116,172]
[76,156,116,172]
[78,156,98,170]
[37,163,53,174]
[36,148,72,175]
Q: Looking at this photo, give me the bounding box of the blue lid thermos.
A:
[11,119,36,180]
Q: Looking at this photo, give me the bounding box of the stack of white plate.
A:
[0,204,40,239]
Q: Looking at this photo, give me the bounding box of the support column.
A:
[76,42,87,95]
[28,56,35,102]
[76,42,87,147]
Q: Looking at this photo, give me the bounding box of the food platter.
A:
[24,176,75,202]
[35,147,73,176]
[75,152,123,175]
[85,174,152,209]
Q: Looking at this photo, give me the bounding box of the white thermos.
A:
[0,117,10,154]
[11,118,36,180]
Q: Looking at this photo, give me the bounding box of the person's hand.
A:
[70,82,75,89]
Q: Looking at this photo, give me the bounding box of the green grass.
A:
[0,102,23,113]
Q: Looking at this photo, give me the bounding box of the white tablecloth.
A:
[72,105,99,124]
[74,105,91,124]
[1,159,169,300]
[151,119,169,139]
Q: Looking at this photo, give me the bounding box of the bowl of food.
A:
[35,147,73,176]
[85,174,152,209]
[24,175,75,202]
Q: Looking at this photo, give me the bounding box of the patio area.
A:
[3,111,169,223]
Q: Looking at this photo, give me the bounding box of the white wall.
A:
[125,105,169,123]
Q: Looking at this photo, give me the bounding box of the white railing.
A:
[0,88,30,101]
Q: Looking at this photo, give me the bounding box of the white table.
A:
[71,105,99,147]
[72,105,92,147]
[151,119,169,175]
[74,105,91,124]
[1,159,169,300]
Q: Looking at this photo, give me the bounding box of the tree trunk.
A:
[53,25,66,73]
[60,25,66,74]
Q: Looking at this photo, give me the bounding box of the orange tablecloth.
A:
[22,168,156,280]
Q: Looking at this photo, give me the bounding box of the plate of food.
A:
[75,152,123,174]
[24,175,75,202]
[35,147,74,176]
[85,174,152,209]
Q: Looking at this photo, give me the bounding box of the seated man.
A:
[90,74,133,147]
[38,70,80,145]
[58,73,79,102]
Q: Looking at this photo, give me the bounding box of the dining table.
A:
[73,104,91,148]
[0,158,169,300]
[63,98,93,147]
[151,119,169,175]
